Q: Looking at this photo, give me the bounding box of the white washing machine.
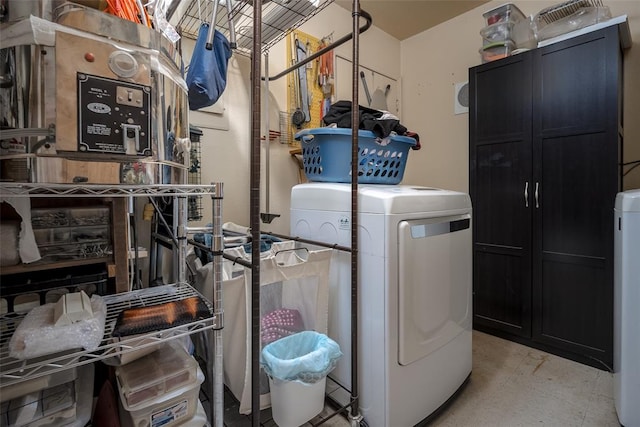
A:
[290,183,472,427]
[614,189,640,427]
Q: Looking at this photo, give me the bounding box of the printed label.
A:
[77,73,151,155]
[150,399,189,427]
[339,215,350,230]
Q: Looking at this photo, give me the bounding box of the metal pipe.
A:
[149,213,158,285]
[211,184,225,427]
[176,195,188,284]
[225,0,237,49]
[262,231,352,253]
[130,197,141,289]
[186,226,214,234]
[151,232,174,246]
[264,9,372,82]
[205,0,220,50]
[264,52,271,217]
[149,198,179,247]
[223,251,252,268]
[350,0,362,424]
[250,0,263,424]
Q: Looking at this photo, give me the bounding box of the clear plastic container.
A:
[31,209,69,228]
[68,207,110,226]
[480,40,516,63]
[33,229,72,246]
[481,20,517,43]
[481,18,536,50]
[0,368,78,403]
[71,226,110,243]
[533,6,611,42]
[115,341,199,408]
[118,365,204,427]
[4,383,76,427]
[483,3,526,26]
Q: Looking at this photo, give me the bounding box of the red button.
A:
[84,52,95,62]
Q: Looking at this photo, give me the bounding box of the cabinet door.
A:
[532,27,620,368]
[470,53,533,337]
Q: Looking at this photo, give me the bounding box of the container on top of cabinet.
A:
[481,19,536,49]
[483,3,527,26]
[479,3,535,60]
[479,41,516,63]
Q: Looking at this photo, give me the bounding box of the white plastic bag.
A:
[261,331,342,383]
[9,295,106,360]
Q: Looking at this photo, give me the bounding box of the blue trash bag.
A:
[260,331,342,383]
[185,23,232,111]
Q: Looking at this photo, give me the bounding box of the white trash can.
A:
[269,376,327,427]
[261,331,342,427]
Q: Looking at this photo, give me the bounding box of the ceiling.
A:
[334,0,491,40]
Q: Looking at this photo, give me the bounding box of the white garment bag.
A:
[191,241,331,414]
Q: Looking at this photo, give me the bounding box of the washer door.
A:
[397,215,472,366]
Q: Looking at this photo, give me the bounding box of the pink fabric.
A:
[261,308,305,345]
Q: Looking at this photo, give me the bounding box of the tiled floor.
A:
[221,330,621,426]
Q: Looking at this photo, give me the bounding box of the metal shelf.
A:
[0,183,222,198]
[175,0,334,57]
[0,180,225,426]
[0,283,219,387]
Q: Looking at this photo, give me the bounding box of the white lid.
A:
[616,190,640,212]
[483,3,526,21]
[290,183,471,214]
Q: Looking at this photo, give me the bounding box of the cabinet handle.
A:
[535,182,540,208]
[524,181,529,208]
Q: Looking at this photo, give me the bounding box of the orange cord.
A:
[105,0,152,27]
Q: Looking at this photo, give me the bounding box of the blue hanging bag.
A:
[186,23,232,110]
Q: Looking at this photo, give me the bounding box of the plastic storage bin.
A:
[181,400,208,427]
[480,40,515,63]
[481,20,518,43]
[482,3,526,26]
[29,206,111,262]
[480,3,535,52]
[118,364,204,427]
[0,367,78,403]
[115,341,199,408]
[0,364,93,427]
[294,128,417,184]
[2,382,75,426]
[481,19,535,48]
[68,207,110,226]
[533,5,611,42]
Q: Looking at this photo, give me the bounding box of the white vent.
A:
[454,81,469,115]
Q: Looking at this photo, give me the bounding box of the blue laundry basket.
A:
[295,128,416,184]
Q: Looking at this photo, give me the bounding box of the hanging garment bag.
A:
[220,242,332,415]
[186,23,232,110]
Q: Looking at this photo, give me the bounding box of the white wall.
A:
[189,1,640,234]
[189,3,402,234]
[400,0,640,193]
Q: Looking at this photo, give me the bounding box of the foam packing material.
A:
[54,291,94,326]
[9,295,106,360]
